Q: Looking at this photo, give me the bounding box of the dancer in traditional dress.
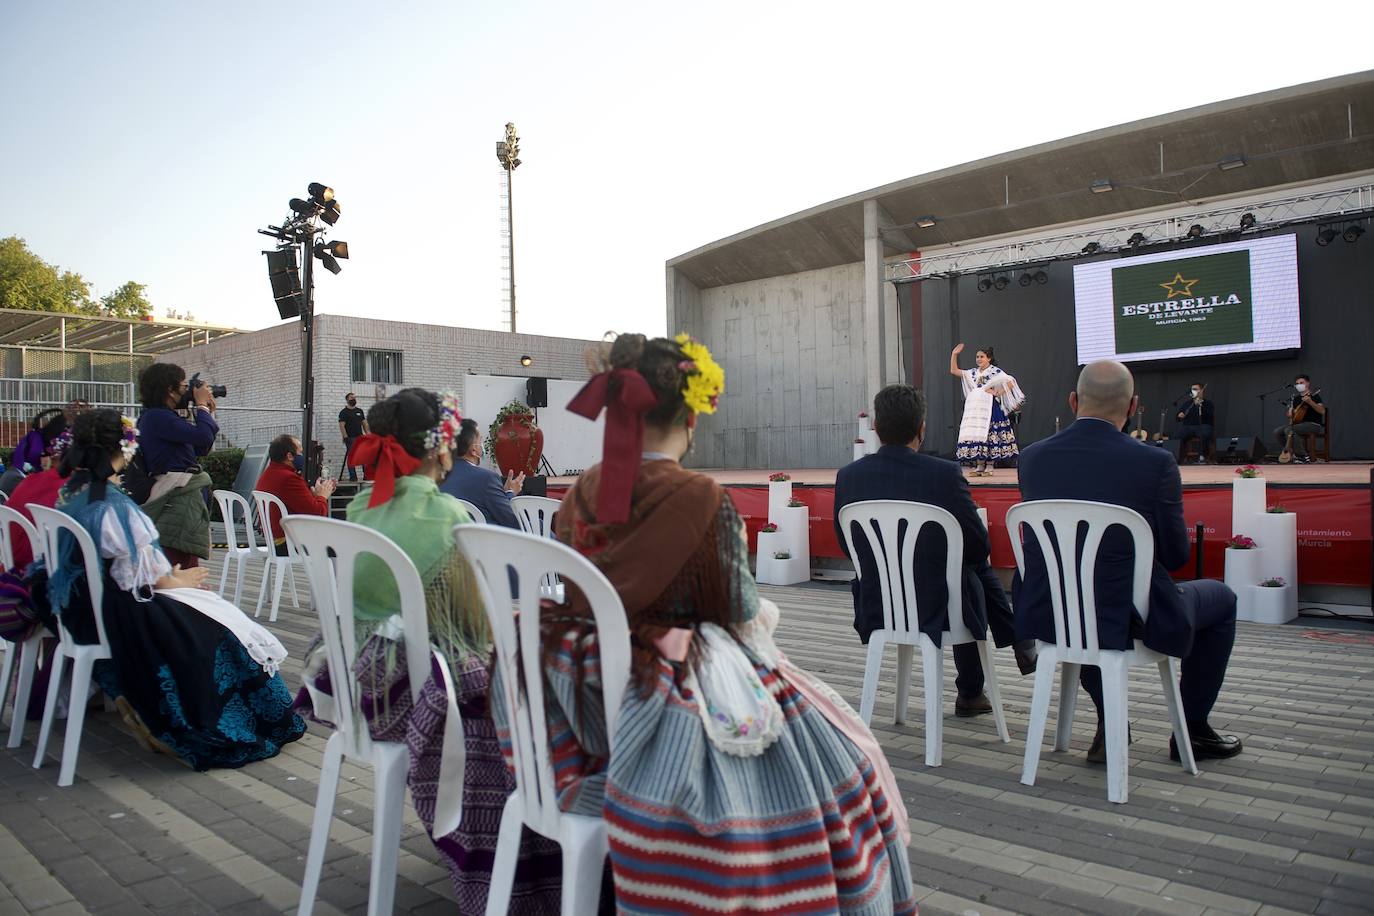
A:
[296,388,560,913]
[951,343,1026,476]
[39,409,304,770]
[491,333,916,915]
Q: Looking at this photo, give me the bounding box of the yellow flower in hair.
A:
[675,333,725,415]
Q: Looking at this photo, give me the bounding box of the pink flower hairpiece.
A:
[424,393,463,453]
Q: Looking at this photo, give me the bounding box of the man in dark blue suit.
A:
[440,419,524,528]
[1014,360,1242,763]
[834,385,1035,717]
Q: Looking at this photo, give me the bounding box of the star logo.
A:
[1159,272,1199,299]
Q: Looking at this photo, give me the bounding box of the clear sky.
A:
[2,1,1369,341]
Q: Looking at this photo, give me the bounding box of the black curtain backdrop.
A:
[897,225,1374,459]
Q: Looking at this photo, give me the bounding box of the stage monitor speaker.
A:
[1158,439,1182,463]
[1215,436,1267,463]
[523,474,547,497]
[265,248,303,320]
[526,376,548,408]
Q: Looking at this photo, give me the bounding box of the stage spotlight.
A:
[1239,212,1256,230]
[1316,227,1339,246]
[1127,232,1146,248]
[1081,241,1101,255]
[313,242,342,275]
[1186,224,1205,239]
[1034,270,1049,285]
[993,275,1010,291]
[520,355,533,367]
[1343,224,1365,243]
[1218,155,1247,171]
[915,215,937,228]
[1090,179,1114,194]
[976,276,992,293]
[321,199,341,226]
[1018,272,1033,287]
[289,198,317,216]
[322,240,349,259]
[308,183,334,204]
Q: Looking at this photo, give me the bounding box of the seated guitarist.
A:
[1175,382,1214,465]
[1274,374,1325,463]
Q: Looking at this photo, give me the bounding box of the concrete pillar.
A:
[862,199,887,407]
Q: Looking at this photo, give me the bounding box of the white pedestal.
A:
[1231,477,1266,538]
[852,443,866,463]
[767,480,792,518]
[1250,511,1298,620]
[773,505,810,558]
[755,531,809,585]
[857,417,878,455]
[1244,585,1297,625]
[1224,547,1266,617]
[977,507,988,530]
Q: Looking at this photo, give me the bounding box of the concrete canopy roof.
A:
[0,308,239,354]
[668,70,1374,289]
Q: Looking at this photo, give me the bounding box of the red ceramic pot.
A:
[493,412,543,477]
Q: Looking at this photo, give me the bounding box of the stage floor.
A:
[556,461,1374,488]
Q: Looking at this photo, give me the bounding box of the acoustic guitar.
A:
[1152,407,1170,442]
[1129,407,1150,441]
[1278,388,1322,464]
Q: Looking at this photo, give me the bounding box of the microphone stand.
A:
[1256,383,1293,447]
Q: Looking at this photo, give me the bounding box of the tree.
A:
[100,280,152,319]
[0,236,98,313]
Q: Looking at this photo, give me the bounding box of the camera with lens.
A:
[178,372,227,408]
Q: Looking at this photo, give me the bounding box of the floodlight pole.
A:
[497,122,521,334]
[299,223,317,485]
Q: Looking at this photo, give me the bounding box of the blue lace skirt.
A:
[956,398,1019,465]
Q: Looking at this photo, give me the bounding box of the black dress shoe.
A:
[1013,640,1038,676]
[954,692,992,717]
[1170,731,1243,761]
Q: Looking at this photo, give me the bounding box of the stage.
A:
[552,462,1372,587]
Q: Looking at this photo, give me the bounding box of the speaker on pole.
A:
[526,376,548,408]
[265,248,303,320]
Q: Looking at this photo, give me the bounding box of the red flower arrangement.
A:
[1226,535,1257,549]
[1235,465,1262,479]
[768,472,791,482]
[760,523,778,533]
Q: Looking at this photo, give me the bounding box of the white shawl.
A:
[958,366,1025,443]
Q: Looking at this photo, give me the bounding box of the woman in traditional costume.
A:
[951,343,1025,476]
[492,334,916,915]
[296,388,561,913]
[40,409,304,770]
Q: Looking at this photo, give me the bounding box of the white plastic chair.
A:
[511,495,560,539]
[451,525,630,916]
[455,498,486,524]
[283,515,465,916]
[0,505,46,749]
[251,490,303,622]
[1006,499,1198,804]
[212,489,267,608]
[28,505,111,787]
[837,499,1009,767]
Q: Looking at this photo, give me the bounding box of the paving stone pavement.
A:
[1,556,1372,915]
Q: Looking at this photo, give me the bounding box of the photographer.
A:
[135,362,219,569]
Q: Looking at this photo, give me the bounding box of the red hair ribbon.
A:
[567,368,657,524]
[348,434,422,508]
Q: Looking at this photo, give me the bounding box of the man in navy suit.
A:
[1014,360,1242,763]
[834,385,1035,717]
[440,419,524,528]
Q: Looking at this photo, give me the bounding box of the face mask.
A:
[1295,383,1307,393]
[1190,388,1200,397]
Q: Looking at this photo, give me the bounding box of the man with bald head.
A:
[1013,360,1242,764]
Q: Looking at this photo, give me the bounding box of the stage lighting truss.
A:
[886,182,1374,281]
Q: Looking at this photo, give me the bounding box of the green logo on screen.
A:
[1111,249,1253,354]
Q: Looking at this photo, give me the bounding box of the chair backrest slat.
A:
[1005,499,1154,658]
[0,505,39,571]
[252,491,298,559]
[455,499,486,525]
[282,516,431,758]
[213,489,258,551]
[452,525,629,839]
[29,506,108,651]
[511,496,560,539]
[836,499,968,642]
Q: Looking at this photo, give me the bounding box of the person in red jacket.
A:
[255,434,336,555]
